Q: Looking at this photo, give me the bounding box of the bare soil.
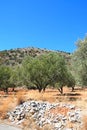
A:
[0,86,87,129]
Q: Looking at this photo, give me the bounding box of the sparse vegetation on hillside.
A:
[0,47,71,66]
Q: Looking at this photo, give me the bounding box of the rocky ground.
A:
[7,100,83,130]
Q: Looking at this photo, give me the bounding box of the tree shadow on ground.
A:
[45,90,58,93]
[64,93,81,96]
[54,92,81,101]
[55,93,81,96]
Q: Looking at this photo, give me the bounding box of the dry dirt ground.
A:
[0,87,87,129]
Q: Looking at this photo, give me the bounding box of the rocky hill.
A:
[0,47,71,66]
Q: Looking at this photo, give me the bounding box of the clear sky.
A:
[0,0,87,52]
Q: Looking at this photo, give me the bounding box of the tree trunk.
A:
[58,86,63,94]
[71,86,74,92]
[12,87,15,92]
[5,87,8,94]
[38,87,42,92]
[43,87,46,92]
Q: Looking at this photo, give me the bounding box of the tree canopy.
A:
[0,65,11,93]
[22,52,74,93]
[0,50,76,94]
[72,36,87,86]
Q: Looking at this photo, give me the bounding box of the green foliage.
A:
[0,65,24,92]
[66,72,75,91]
[72,36,87,86]
[0,65,11,93]
[0,48,73,94]
[22,52,71,93]
[10,66,22,88]
[55,68,75,94]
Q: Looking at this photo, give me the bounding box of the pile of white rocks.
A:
[7,100,83,130]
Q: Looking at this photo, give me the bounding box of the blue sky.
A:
[0,0,87,52]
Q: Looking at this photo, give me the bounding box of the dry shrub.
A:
[1,90,27,107]
[0,90,27,119]
[0,95,15,119]
[16,91,26,105]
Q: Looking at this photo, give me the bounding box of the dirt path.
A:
[0,123,22,130]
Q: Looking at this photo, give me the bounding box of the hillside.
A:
[0,47,71,66]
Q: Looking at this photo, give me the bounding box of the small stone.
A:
[16,119,24,125]
[69,105,75,109]
[54,122,62,128]
[16,115,21,120]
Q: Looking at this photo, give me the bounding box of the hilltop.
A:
[0,47,71,66]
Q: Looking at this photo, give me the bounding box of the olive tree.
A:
[22,54,51,92]
[72,36,87,87]
[66,72,75,91]
[0,65,11,93]
[22,52,71,93]
[9,66,23,91]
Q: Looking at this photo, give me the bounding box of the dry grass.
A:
[25,88,70,103]
[17,87,87,130]
[81,116,87,130]
[0,95,16,119]
[0,90,26,119]
[0,87,87,129]
[23,117,52,130]
[66,122,74,129]
[23,117,41,130]
[16,91,26,105]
